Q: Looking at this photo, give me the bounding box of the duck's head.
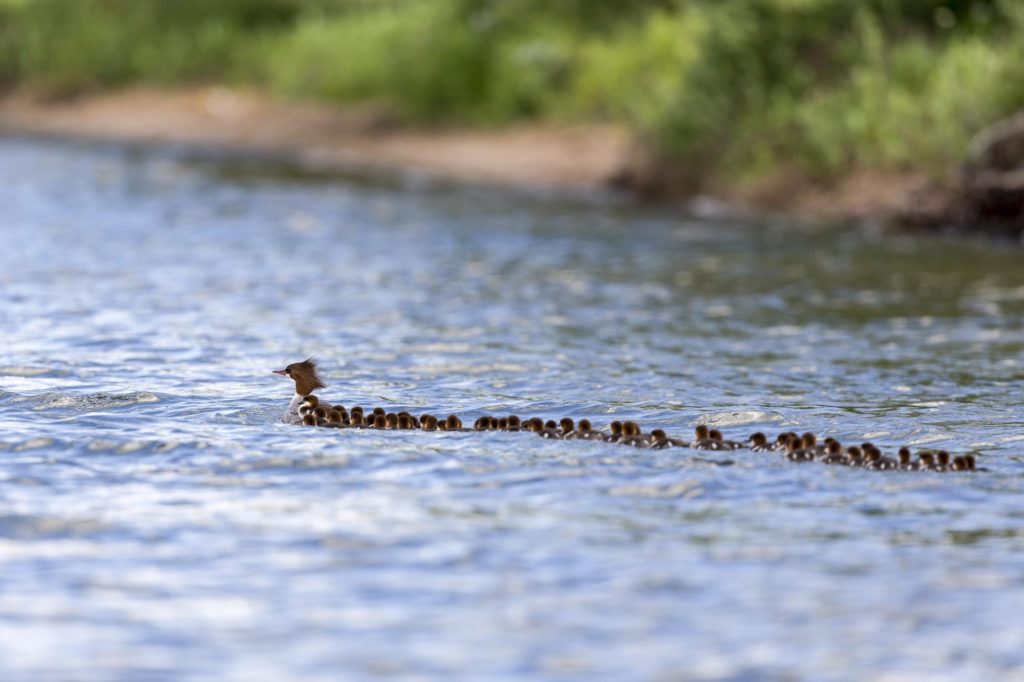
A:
[898,447,911,465]
[695,424,710,440]
[274,358,327,397]
[385,413,399,428]
[937,450,951,467]
[398,415,414,429]
[651,428,667,443]
[560,417,575,434]
[749,432,767,446]
[508,415,521,429]
[301,414,317,427]
[709,428,724,441]
[373,414,387,428]
[373,407,386,417]
[919,452,935,467]
[610,421,623,436]
[801,432,816,448]
[446,415,462,430]
[578,418,592,432]
[624,421,641,437]
[964,454,977,470]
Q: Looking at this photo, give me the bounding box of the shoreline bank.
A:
[0,86,925,224]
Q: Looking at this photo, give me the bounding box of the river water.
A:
[1,137,1022,681]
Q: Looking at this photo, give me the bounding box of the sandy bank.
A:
[0,87,924,222]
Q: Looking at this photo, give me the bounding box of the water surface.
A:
[1,138,1023,681]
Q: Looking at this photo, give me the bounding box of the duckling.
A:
[935,450,951,472]
[446,414,464,431]
[559,418,575,438]
[473,416,490,431]
[844,445,864,467]
[506,415,522,432]
[771,432,796,451]
[326,410,346,428]
[863,448,885,470]
[649,429,688,449]
[619,421,650,448]
[370,414,385,429]
[372,407,386,417]
[785,435,815,462]
[301,414,318,427]
[348,412,366,428]
[313,406,328,421]
[710,428,744,451]
[696,421,729,448]
[692,425,718,450]
[385,413,399,429]
[898,447,918,471]
[798,432,826,458]
[573,419,605,441]
[951,455,968,471]
[964,454,987,471]
[421,414,439,431]
[917,452,936,470]
[398,414,415,429]
[537,419,563,439]
[748,432,772,452]
[607,421,625,443]
[821,440,847,465]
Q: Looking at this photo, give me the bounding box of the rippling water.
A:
[1,137,1023,681]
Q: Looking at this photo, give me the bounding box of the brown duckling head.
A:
[898,447,912,465]
[385,413,399,428]
[313,406,328,420]
[651,428,668,443]
[578,418,592,432]
[301,414,318,427]
[373,414,387,428]
[749,432,767,447]
[801,432,817,448]
[446,415,462,430]
[624,421,641,437]
[398,415,414,429]
[274,358,327,397]
[422,414,439,431]
[544,419,557,430]
[846,445,863,459]
[372,407,385,417]
[497,417,508,430]
[508,415,521,429]
[937,450,951,467]
[349,412,365,426]
[528,418,545,433]
[964,454,977,470]
[560,417,574,434]
[327,409,344,425]
[695,424,710,441]
[827,441,842,456]
[919,452,935,467]
[351,406,364,416]
[709,429,724,441]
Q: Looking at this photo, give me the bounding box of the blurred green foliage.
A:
[1,0,1022,181]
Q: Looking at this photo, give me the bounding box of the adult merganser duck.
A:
[274,358,328,424]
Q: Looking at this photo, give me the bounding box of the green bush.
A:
[1,0,1023,184]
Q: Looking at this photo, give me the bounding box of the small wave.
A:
[700,411,783,427]
[31,391,160,411]
[609,480,705,498]
[0,366,68,377]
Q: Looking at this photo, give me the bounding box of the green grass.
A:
[2,0,1023,185]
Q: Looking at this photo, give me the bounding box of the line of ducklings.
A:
[296,396,983,472]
